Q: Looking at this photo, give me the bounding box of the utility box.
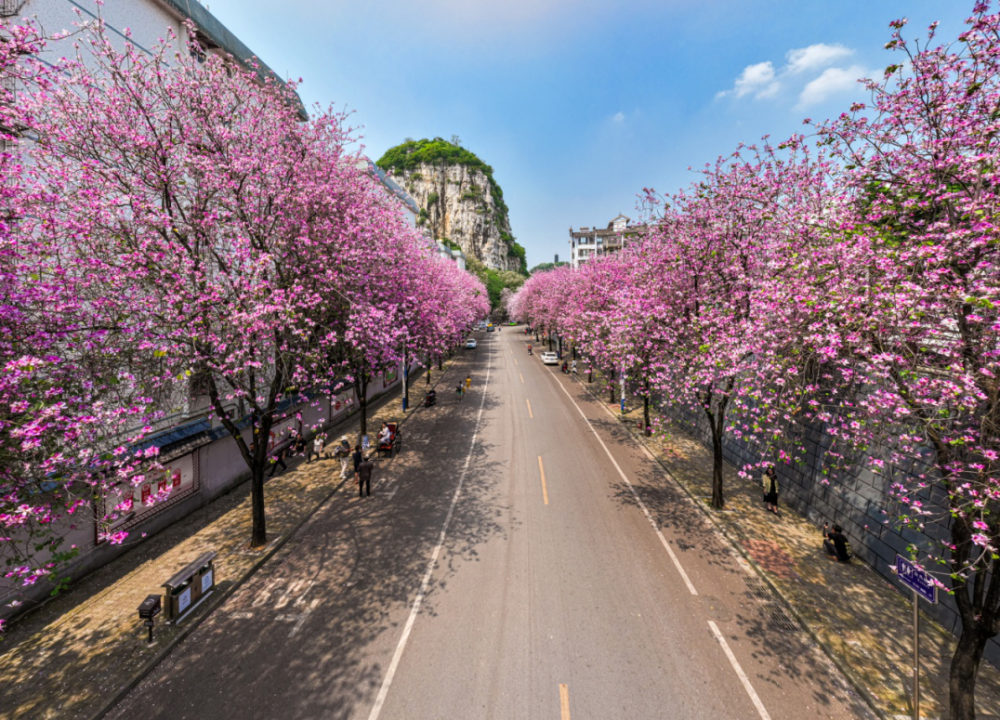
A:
[138,594,161,620]
[163,551,217,623]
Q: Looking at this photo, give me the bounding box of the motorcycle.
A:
[423,390,437,407]
[527,346,533,355]
[561,362,569,374]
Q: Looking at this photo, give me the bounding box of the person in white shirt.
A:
[378,423,391,446]
[308,434,325,464]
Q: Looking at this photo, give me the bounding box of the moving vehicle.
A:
[540,351,559,365]
[465,338,477,349]
[424,390,437,407]
[487,325,495,332]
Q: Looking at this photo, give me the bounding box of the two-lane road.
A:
[108,328,872,720]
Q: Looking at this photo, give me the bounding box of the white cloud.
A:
[717,43,861,104]
[785,43,853,75]
[613,111,625,123]
[717,61,780,100]
[797,64,869,107]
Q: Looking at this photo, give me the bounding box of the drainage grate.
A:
[744,577,799,633]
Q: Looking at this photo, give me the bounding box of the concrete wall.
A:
[658,398,997,666]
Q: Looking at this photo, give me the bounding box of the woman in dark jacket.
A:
[352,445,363,478]
[762,465,779,515]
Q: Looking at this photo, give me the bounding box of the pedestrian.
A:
[762,465,779,515]
[268,445,288,478]
[336,439,351,480]
[307,433,326,463]
[352,444,363,478]
[823,523,852,562]
[357,454,374,497]
[456,383,464,402]
[292,431,306,457]
[465,375,471,393]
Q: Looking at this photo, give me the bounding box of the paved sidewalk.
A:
[0,358,460,720]
[581,372,1000,720]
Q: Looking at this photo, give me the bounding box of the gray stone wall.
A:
[658,399,998,667]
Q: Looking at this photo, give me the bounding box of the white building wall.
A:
[22,0,190,64]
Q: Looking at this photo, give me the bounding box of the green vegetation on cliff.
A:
[376,138,526,273]
[466,256,525,311]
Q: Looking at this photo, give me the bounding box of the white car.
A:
[540,351,559,365]
[465,339,477,349]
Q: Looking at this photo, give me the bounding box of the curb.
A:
[88,354,466,720]
[88,473,349,720]
[571,374,889,720]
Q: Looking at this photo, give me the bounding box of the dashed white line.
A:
[553,377,698,595]
[708,620,772,720]
[367,340,493,720]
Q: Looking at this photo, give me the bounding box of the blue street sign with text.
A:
[896,556,938,604]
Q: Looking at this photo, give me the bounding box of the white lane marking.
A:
[367,340,493,720]
[275,579,303,609]
[553,378,698,596]
[276,598,320,638]
[708,621,772,720]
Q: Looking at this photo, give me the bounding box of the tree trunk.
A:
[548,332,553,351]
[951,624,990,720]
[643,395,651,436]
[710,428,725,509]
[356,375,369,439]
[250,461,267,548]
[438,355,442,371]
[609,370,617,404]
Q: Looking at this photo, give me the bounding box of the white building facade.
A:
[568,213,645,269]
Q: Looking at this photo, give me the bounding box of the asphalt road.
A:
[108,328,874,720]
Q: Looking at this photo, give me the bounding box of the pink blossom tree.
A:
[791,7,1000,715]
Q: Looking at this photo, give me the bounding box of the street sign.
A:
[896,556,938,604]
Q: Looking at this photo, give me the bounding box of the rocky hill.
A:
[376,138,525,273]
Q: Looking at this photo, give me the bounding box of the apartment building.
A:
[568,213,646,268]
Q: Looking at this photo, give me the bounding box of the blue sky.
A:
[201,0,973,269]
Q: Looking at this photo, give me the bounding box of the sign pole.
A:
[896,556,934,720]
[913,589,920,720]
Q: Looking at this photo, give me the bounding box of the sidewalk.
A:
[0,358,460,720]
[580,372,1000,720]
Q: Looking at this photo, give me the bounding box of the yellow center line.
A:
[526,398,533,418]
[519,373,524,384]
[559,684,570,720]
[538,456,549,505]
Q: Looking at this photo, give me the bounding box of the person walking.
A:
[465,375,472,393]
[352,444,363,478]
[336,439,351,480]
[268,445,288,478]
[456,383,464,402]
[307,433,326,464]
[762,465,779,515]
[357,455,374,497]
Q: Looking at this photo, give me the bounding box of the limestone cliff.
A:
[376,139,525,273]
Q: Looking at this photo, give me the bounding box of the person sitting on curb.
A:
[823,523,853,562]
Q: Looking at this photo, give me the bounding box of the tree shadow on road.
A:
[105,349,515,720]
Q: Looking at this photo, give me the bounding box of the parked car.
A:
[487,325,495,332]
[465,339,477,349]
[540,351,559,365]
